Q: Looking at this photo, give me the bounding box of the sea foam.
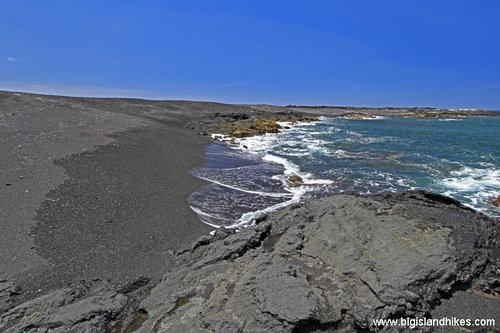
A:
[194,116,500,227]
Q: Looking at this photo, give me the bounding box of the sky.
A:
[1,1,500,109]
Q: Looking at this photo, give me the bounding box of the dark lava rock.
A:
[490,195,500,207]
[287,174,304,187]
[134,191,497,332]
[0,276,21,314]
[1,191,496,332]
[0,282,127,333]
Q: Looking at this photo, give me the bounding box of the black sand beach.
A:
[0,91,244,298]
[28,127,216,294]
[1,90,499,332]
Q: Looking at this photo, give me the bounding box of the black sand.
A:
[26,127,214,295]
[1,91,252,299]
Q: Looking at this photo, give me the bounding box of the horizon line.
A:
[0,88,496,111]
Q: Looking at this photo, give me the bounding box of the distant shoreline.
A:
[2,89,499,117]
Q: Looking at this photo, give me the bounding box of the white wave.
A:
[276,121,296,127]
[442,167,500,189]
[345,130,363,136]
[193,193,302,229]
[330,149,367,159]
[478,161,496,168]
[235,194,302,228]
[210,133,232,141]
[262,154,301,175]
[306,144,329,155]
[304,131,325,135]
[263,154,334,191]
[280,151,310,157]
[205,118,336,227]
[193,175,293,198]
[361,136,397,144]
[439,167,500,211]
[295,121,317,127]
[308,138,329,145]
[239,134,282,153]
[396,178,411,187]
[190,205,214,218]
[340,136,395,145]
[442,190,455,197]
[302,178,334,185]
[190,206,231,229]
[438,118,463,122]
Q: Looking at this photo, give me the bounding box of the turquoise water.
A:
[190,116,500,228]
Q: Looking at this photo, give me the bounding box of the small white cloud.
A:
[6,57,18,62]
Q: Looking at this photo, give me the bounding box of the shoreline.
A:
[191,114,499,230]
[190,121,334,230]
[1,90,499,332]
[0,91,227,302]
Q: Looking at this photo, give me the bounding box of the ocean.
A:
[189,116,500,228]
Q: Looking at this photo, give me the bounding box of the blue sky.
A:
[1,1,499,109]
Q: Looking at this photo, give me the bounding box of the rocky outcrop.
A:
[404,114,469,118]
[134,191,496,332]
[0,276,20,314]
[287,175,304,187]
[195,114,319,138]
[0,282,128,333]
[188,102,499,137]
[489,195,500,207]
[276,116,320,124]
[343,113,377,119]
[1,191,496,332]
